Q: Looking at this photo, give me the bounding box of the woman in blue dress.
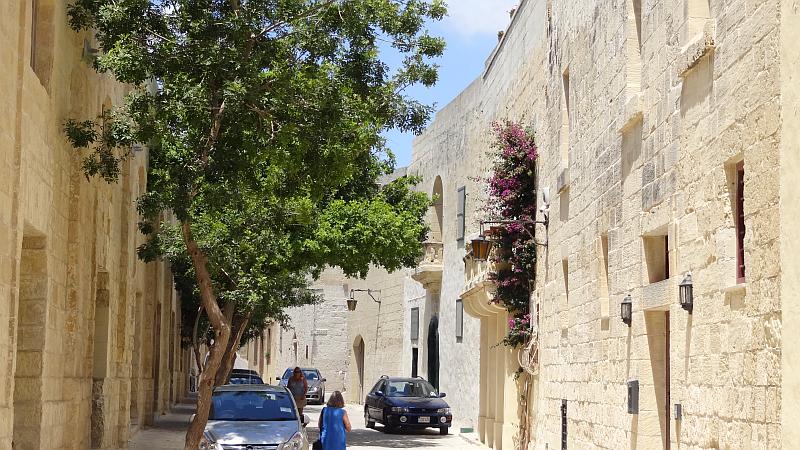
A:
[319,391,351,450]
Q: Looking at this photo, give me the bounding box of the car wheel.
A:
[365,410,375,429]
[320,391,325,404]
[439,427,449,435]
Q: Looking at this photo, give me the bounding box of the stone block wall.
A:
[407,0,788,447]
[0,1,190,449]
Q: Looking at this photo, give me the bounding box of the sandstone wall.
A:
[409,0,785,447]
[0,1,189,448]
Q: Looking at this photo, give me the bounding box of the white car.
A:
[199,384,310,450]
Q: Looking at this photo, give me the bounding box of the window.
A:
[455,300,464,341]
[562,258,569,302]
[686,0,711,42]
[560,69,571,166]
[625,0,642,100]
[305,345,309,359]
[643,234,669,283]
[30,0,54,88]
[456,186,466,242]
[410,307,419,341]
[735,161,746,283]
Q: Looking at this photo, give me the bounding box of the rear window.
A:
[210,390,297,421]
[228,376,264,385]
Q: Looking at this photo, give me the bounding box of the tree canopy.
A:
[64,0,445,448]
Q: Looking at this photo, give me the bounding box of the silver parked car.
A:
[278,367,327,405]
[198,385,310,450]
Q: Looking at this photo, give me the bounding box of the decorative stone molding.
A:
[677,20,716,78]
[411,241,443,288]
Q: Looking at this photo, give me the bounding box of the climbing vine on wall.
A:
[486,121,538,348]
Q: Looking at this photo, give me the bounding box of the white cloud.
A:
[442,0,520,37]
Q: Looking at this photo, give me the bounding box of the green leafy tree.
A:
[64,0,444,448]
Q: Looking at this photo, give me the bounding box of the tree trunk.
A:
[214,314,251,386]
[182,222,232,450]
[192,306,203,375]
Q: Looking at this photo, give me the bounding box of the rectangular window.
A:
[411,348,418,377]
[560,69,571,166]
[410,307,419,341]
[457,186,466,242]
[562,258,569,303]
[625,0,642,100]
[735,161,746,283]
[643,234,669,284]
[455,300,464,341]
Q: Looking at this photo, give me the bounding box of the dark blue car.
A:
[364,376,452,435]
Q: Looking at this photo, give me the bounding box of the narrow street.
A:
[303,403,481,450]
[122,397,480,449]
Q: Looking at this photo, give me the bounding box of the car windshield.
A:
[228,376,263,385]
[282,369,293,379]
[303,370,319,380]
[385,380,438,398]
[210,391,297,421]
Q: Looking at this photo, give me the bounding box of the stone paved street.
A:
[304,403,482,450]
[122,398,481,450]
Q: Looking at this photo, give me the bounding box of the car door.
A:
[365,380,385,421]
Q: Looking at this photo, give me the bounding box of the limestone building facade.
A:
[406,0,796,448]
[0,1,190,449]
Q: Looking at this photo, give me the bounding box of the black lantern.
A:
[620,294,633,326]
[346,298,358,311]
[679,273,693,313]
[471,234,492,261]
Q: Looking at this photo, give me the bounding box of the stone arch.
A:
[352,335,365,401]
[430,176,443,242]
[13,232,48,450]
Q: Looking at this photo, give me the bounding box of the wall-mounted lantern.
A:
[347,289,381,312]
[620,294,633,326]
[679,273,694,313]
[470,233,492,261]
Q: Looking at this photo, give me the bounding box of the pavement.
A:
[122,396,482,450]
[303,402,482,449]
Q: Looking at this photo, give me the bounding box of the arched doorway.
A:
[427,316,439,389]
[353,336,365,401]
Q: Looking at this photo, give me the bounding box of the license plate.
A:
[418,416,430,423]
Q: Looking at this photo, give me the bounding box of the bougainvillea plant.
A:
[486,121,538,348]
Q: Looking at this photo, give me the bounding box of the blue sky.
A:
[383,0,518,167]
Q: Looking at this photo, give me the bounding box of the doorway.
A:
[353,336,365,400]
[427,316,439,389]
[411,347,419,378]
[646,311,670,450]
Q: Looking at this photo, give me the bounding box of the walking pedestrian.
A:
[287,367,308,415]
[319,391,351,450]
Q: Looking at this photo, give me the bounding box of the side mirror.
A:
[374,391,384,397]
[439,393,447,398]
[321,378,327,382]
[276,377,281,381]
[302,414,310,427]
[190,414,197,423]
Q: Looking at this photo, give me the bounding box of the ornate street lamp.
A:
[470,233,493,262]
[347,289,381,312]
[621,294,633,326]
[679,273,694,313]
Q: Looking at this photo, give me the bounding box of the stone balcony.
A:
[411,241,443,288]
